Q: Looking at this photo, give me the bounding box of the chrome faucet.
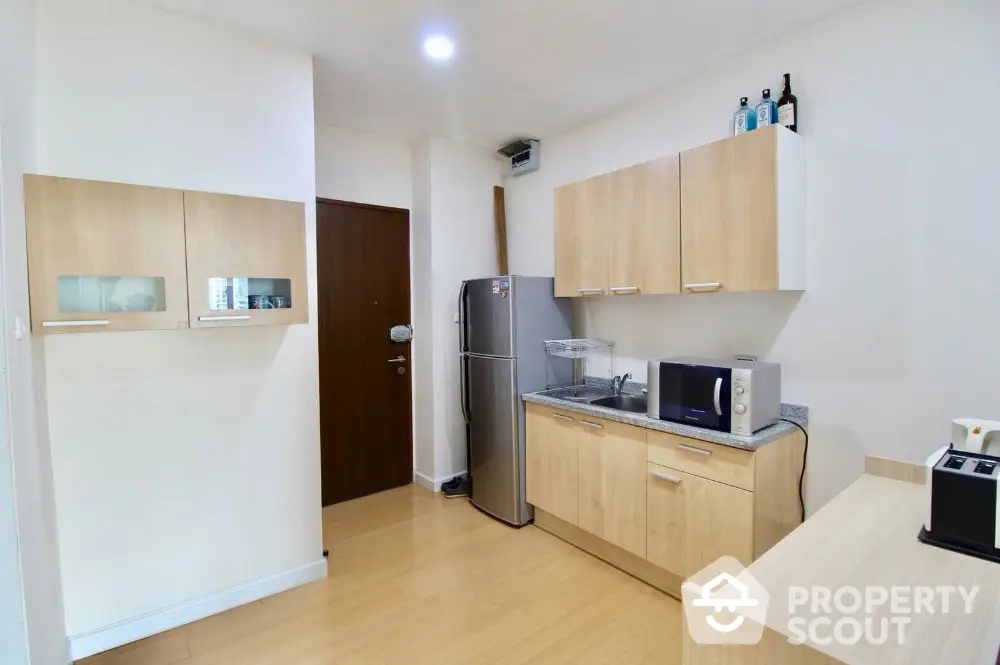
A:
[612,373,632,396]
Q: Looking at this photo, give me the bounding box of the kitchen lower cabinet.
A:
[525,402,805,599]
[578,416,647,557]
[646,463,754,578]
[526,405,580,526]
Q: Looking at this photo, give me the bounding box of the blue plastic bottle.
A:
[755,89,778,128]
[734,97,757,135]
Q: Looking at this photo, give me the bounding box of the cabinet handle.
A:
[578,288,605,295]
[552,413,574,422]
[610,286,640,294]
[649,470,682,484]
[678,443,712,456]
[42,319,111,328]
[683,282,722,293]
[199,315,252,322]
[579,420,603,429]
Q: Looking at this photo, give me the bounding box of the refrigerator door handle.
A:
[458,281,469,354]
[460,354,470,423]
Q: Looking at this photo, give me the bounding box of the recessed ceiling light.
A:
[423,35,455,61]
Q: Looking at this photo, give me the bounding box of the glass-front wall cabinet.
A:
[184,191,308,327]
[24,177,309,333]
[25,176,190,333]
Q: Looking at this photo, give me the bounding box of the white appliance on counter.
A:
[646,357,781,436]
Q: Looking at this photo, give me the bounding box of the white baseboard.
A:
[413,470,468,492]
[68,558,328,661]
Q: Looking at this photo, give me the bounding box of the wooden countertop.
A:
[743,473,1000,665]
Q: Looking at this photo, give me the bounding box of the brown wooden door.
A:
[317,199,412,506]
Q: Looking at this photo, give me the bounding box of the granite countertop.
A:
[522,387,807,451]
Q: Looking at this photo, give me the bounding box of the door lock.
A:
[397,366,406,375]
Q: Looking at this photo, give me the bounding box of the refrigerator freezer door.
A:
[463,277,514,357]
[467,354,522,524]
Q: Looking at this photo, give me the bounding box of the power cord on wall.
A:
[779,418,809,523]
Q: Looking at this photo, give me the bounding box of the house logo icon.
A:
[682,556,770,645]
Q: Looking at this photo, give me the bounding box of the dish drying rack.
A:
[543,339,615,391]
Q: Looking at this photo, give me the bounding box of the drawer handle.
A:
[610,286,640,293]
[552,413,574,422]
[199,315,252,322]
[683,282,722,293]
[579,420,603,429]
[650,470,682,484]
[678,443,711,456]
[42,319,110,328]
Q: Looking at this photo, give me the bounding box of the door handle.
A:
[388,356,407,363]
[42,319,110,328]
[460,355,470,423]
[713,377,723,417]
[683,282,722,293]
[649,470,682,484]
[678,443,711,456]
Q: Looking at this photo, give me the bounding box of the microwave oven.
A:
[646,358,781,436]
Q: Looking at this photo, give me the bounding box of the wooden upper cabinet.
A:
[680,125,805,293]
[184,191,309,328]
[24,175,190,334]
[608,155,681,296]
[554,174,610,297]
[578,416,647,557]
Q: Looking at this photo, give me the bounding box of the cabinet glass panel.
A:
[57,276,167,314]
[207,277,293,311]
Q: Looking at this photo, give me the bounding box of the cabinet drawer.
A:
[647,430,754,491]
[646,463,754,578]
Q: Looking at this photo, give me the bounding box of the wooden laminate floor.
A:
[80,485,682,665]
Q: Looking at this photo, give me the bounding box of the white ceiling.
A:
[137,0,862,146]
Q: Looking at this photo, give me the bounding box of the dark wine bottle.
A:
[778,73,798,133]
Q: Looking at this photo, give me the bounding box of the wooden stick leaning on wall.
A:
[494,185,508,275]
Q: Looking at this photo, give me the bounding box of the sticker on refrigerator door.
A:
[499,280,509,299]
[492,279,500,294]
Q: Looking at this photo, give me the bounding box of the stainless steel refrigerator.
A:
[459,276,572,526]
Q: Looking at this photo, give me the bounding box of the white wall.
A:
[428,139,503,479]
[411,139,435,479]
[410,138,502,484]
[0,0,68,663]
[35,0,322,645]
[315,123,412,209]
[506,0,1000,512]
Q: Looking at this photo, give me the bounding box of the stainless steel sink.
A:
[589,395,648,414]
